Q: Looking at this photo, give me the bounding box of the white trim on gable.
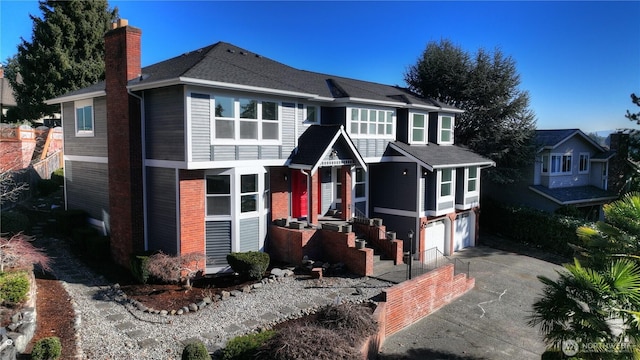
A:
[45,90,106,105]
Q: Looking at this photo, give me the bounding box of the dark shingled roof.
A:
[390,141,495,170]
[50,41,458,111]
[529,185,617,205]
[289,125,365,172]
[535,129,580,148]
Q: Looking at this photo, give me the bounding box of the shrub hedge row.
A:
[480,200,588,257]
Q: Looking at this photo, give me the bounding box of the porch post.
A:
[340,165,352,220]
[309,171,319,225]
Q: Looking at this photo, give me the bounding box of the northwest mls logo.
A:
[562,339,579,356]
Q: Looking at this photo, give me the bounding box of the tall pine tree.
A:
[5,0,118,121]
[405,39,537,184]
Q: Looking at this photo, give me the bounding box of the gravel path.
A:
[36,231,392,359]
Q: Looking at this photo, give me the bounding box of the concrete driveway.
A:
[378,235,568,360]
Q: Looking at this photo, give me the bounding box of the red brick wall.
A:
[381,264,475,336]
[179,170,205,257]
[104,23,144,268]
[309,171,319,224]
[0,140,35,172]
[268,226,373,276]
[353,223,404,265]
[270,167,289,220]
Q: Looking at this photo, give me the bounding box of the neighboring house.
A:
[46,19,494,273]
[0,67,17,122]
[485,128,618,219]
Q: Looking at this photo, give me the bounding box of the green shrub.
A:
[182,340,211,360]
[51,168,64,186]
[480,200,586,257]
[0,210,30,235]
[222,330,275,360]
[226,251,270,280]
[130,253,151,284]
[86,235,110,260]
[0,271,29,304]
[37,179,59,196]
[31,336,62,360]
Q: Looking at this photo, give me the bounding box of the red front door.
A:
[291,170,308,218]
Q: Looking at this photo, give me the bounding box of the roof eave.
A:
[45,90,107,105]
[528,186,618,205]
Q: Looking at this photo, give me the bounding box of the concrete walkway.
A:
[378,235,567,360]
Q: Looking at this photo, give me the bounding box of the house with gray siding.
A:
[484,128,618,219]
[46,19,494,273]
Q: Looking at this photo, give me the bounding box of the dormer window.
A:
[439,114,454,145]
[410,112,427,144]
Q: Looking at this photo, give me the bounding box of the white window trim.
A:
[205,171,233,220]
[302,104,319,124]
[409,112,428,144]
[438,113,454,145]
[465,167,479,195]
[541,154,549,174]
[74,98,94,137]
[352,166,368,218]
[437,168,456,202]
[347,106,396,139]
[550,153,573,175]
[578,152,590,174]
[207,93,282,145]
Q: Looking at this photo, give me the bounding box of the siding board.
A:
[62,97,108,157]
[146,167,177,254]
[190,93,211,161]
[64,161,109,221]
[239,217,259,252]
[145,86,185,161]
[206,221,232,266]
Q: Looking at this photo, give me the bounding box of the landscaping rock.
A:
[188,303,198,312]
[203,297,213,305]
[271,268,285,277]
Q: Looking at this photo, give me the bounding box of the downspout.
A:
[127,88,147,251]
[300,169,311,227]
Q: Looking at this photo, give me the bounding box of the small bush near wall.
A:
[130,253,151,284]
[181,340,211,360]
[51,168,64,186]
[227,252,270,280]
[222,330,275,360]
[0,210,30,235]
[481,200,588,257]
[31,336,62,360]
[0,270,29,305]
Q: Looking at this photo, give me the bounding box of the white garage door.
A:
[425,220,447,255]
[454,212,473,251]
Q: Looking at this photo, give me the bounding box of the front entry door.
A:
[291,170,308,218]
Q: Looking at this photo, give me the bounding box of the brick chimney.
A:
[104,19,144,268]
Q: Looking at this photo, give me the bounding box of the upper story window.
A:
[438,168,455,199]
[348,107,395,138]
[354,167,366,198]
[214,96,280,142]
[438,114,454,145]
[305,105,318,123]
[467,167,478,193]
[410,113,427,144]
[541,155,549,174]
[551,154,572,175]
[579,153,590,173]
[75,99,94,137]
[206,175,231,216]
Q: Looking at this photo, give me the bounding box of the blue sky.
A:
[1,1,639,133]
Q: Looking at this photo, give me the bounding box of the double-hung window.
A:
[439,168,454,199]
[240,174,258,213]
[439,115,454,145]
[305,105,318,123]
[214,96,280,142]
[354,168,366,198]
[349,108,394,138]
[579,153,590,173]
[75,99,94,136]
[467,167,478,193]
[410,113,427,144]
[541,155,549,174]
[550,154,572,174]
[206,175,231,216]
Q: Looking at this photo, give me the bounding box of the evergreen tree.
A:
[405,39,537,184]
[5,0,118,121]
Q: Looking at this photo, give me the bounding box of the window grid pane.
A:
[239,99,257,119]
